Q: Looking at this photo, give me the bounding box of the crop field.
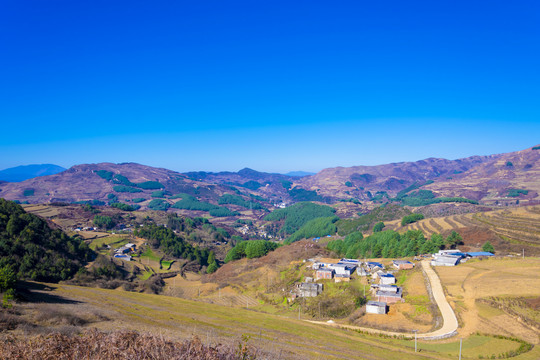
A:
[11,282,537,360]
[435,257,540,346]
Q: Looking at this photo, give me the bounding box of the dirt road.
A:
[307,260,459,340]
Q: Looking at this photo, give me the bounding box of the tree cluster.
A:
[0,199,93,282]
[224,240,279,263]
[328,229,454,259]
[134,224,211,267]
[285,216,338,244]
[264,202,336,236]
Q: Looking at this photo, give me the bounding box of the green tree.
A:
[206,261,218,274]
[445,231,463,249]
[0,266,16,292]
[482,241,495,253]
[373,222,385,233]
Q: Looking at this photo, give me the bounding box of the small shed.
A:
[379,273,396,285]
[316,268,334,280]
[296,283,323,297]
[356,267,369,276]
[392,260,414,270]
[366,301,387,314]
[378,284,399,293]
[467,252,494,258]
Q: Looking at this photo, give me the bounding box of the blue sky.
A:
[1,1,539,173]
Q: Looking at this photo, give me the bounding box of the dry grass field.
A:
[435,257,540,346]
[5,280,537,360]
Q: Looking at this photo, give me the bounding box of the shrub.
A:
[94,170,113,181]
[401,213,424,226]
[373,222,385,232]
[113,186,142,193]
[137,181,164,190]
[93,215,116,230]
[151,190,166,198]
[147,199,170,211]
[23,189,34,197]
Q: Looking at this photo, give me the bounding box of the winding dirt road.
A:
[307,260,459,340]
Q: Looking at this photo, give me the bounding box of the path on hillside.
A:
[307,260,459,340]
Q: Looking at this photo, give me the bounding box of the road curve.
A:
[306,260,459,340]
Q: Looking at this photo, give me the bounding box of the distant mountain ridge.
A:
[0,145,538,211]
[284,171,316,177]
[0,164,66,182]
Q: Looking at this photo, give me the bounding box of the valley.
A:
[1,145,539,359]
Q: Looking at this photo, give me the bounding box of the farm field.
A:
[435,257,540,346]
[10,281,537,360]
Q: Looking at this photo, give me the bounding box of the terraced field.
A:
[396,206,540,254]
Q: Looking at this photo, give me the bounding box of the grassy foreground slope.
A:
[9,280,537,360]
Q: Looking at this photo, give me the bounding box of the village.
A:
[292,248,494,316]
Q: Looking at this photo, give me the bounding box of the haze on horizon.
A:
[1,1,539,174]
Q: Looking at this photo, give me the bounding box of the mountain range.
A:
[0,145,539,213]
[0,164,66,182]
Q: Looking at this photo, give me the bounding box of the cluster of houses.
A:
[431,249,494,267]
[364,260,415,315]
[291,258,417,316]
[113,243,136,261]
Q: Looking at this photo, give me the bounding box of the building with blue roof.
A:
[467,252,494,257]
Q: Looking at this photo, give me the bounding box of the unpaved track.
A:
[307,260,459,340]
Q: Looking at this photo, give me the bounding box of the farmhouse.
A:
[366,301,387,314]
[328,263,355,276]
[295,283,323,297]
[376,287,403,304]
[431,254,461,266]
[379,273,396,285]
[339,258,360,266]
[392,260,414,270]
[366,262,384,271]
[316,268,334,280]
[115,246,132,254]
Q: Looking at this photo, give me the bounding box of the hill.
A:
[389,204,540,255]
[0,164,66,182]
[296,145,540,210]
[0,199,92,282]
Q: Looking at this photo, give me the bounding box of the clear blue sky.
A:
[1,1,539,173]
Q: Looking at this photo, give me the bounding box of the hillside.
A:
[1,145,539,222]
[0,199,92,282]
[296,145,540,208]
[0,163,276,223]
[297,154,499,202]
[390,205,540,255]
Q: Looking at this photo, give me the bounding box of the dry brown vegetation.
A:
[395,205,540,255]
[0,329,257,360]
[435,257,540,345]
